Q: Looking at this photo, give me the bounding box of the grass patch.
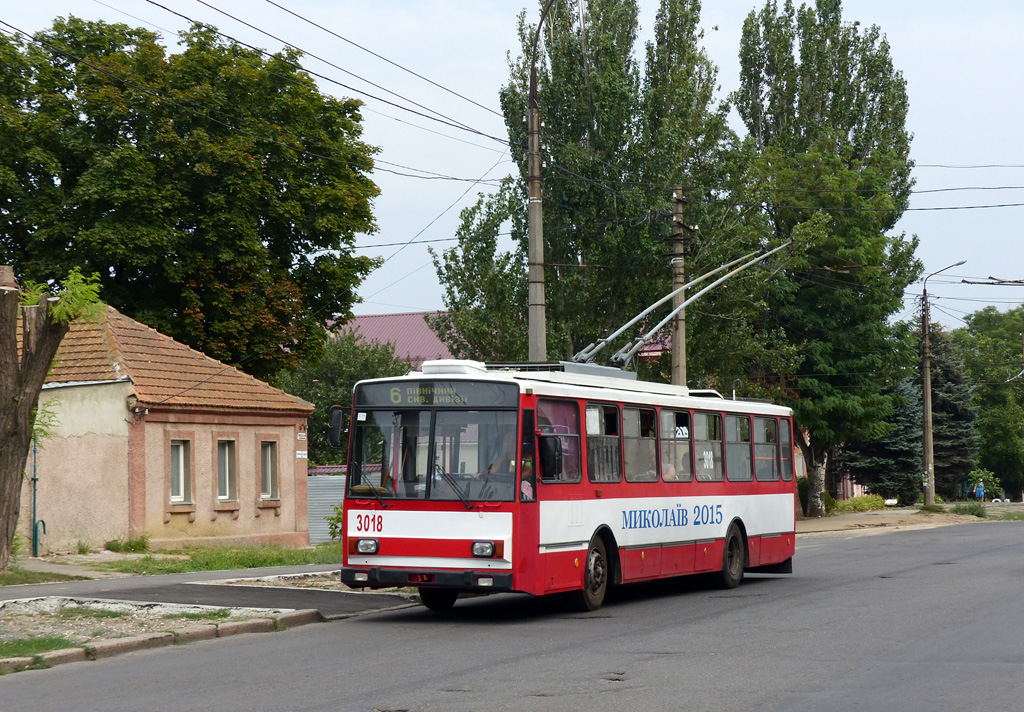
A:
[952,502,988,518]
[95,542,345,576]
[831,494,886,513]
[998,510,1024,521]
[163,609,231,621]
[58,607,127,620]
[0,567,89,587]
[920,504,945,514]
[0,636,79,658]
[104,535,150,553]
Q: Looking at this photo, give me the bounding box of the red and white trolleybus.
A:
[337,359,796,611]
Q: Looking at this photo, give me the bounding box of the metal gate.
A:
[307,474,346,545]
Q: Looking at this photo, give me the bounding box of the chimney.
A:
[0,265,18,291]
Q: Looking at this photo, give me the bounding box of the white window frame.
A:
[170,439,191,503]
[260,441,279,499]
[217,439,237,501]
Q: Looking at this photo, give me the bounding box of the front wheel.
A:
[716,524,746,589]
[571,537,609,611]
[418,587,458,611]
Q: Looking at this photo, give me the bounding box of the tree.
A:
[735,0,921,516]
[0,19,379,380]
[952,305,1024,499]
[0,268,101,571]
[834,378,922,506]
[271,330,411,466]
[432,0,790,379]
[927,327,978,499]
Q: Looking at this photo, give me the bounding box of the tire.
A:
[418,587,458,611]
[716,524,746,589]
[571,536,609,611]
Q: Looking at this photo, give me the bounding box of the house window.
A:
[217,440,237,501]
[170,439,191,503]
[261,441,279,499]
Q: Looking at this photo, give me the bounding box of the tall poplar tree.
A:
[735,0,921,516]
[432,0,790,380]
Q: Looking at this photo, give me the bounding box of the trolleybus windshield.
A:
[348,380,520,503]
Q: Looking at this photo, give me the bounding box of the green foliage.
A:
[58,607,126,620]
[965,468,1001,500]
[736,0,920,517]
[951,502,987,518]
[163,609,231,621]
[326,502,344,541]
[95,543,345,575]
[831,494,886,513]
[0,568,87,586]
[835,378,922,506]
[919,504,944,514]
[0,636,79,658]
[20,268,102,324]
[823,490,838,514]
[952,306,1024,499]
[104,535,150,553]
[434,0,790,376]
[926,328,979,499]
[76,540,92,555]
[0,19,379,380]
[271,330,411,465]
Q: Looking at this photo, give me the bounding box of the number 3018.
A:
[355,514,383,532]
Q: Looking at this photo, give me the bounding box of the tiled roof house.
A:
[20,304,313,553]
[345,311,452,367]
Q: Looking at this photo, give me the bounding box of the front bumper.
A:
[342,567,514,592]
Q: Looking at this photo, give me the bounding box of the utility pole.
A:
[922,260,965,506]
[527,1,558,364]
[670,187,688,386]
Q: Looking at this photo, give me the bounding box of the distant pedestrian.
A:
[975,480,985,502]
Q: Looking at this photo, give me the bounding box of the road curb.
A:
[0,607,324,675]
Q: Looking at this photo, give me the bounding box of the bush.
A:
[952,502,987,518]
[797,477,808,514]
[823,491,838,514]
[326,502,344,541]
[832,494,887,512]
[105,535,150,553]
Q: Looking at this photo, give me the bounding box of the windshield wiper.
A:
[434,463,474,510]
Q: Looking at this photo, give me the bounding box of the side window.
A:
[659,410,692,482]
[217,440,238,501]
[537,399,582,483]
[725,414,753,482]
[693,412,723,482]
[586,403,622,483]
[780,418,794,481]
[624,407,658,483]
[754,417,780,481]
[170,439,192,503]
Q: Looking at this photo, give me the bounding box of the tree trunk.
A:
[0,291,70,571]
[798,438,828,518]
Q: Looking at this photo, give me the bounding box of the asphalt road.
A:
[2,522,1022,712]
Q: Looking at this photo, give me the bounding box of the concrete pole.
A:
[527,64,547,363]
[671,188,687,386]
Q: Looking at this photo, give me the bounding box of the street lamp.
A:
[922,259,966,506]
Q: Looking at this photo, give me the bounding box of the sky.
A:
[5,0,1024,333]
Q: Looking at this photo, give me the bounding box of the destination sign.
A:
[355,380,519,409]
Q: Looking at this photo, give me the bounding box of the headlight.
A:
[355,538,379,554]
[472,541,496,558]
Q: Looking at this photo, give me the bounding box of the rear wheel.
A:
[572,536,609,611]
[418,587,458,611]
[717,524,746,589]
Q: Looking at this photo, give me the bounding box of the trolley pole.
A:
[670,187,688,386]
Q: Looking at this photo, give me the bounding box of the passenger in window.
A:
[663,461,679,481]
[481,430,517,479]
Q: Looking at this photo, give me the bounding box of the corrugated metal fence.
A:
[307,474,346,545]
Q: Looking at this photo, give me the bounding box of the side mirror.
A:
[327,405,346,448]
[538,434,562,479]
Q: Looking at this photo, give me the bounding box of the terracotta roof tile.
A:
[46,306,312,414]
